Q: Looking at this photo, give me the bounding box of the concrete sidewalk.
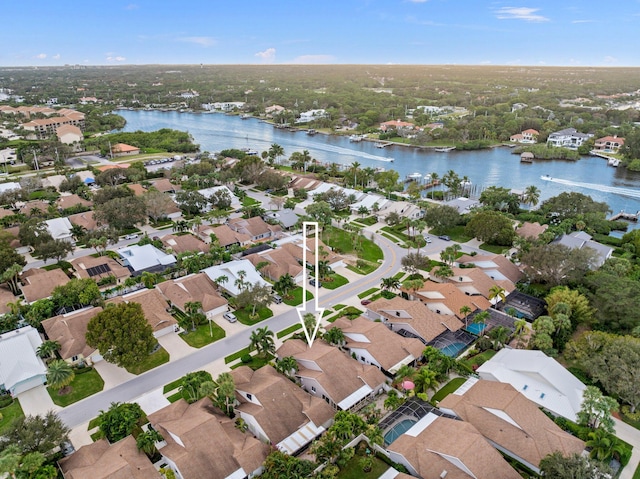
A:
[615,418,640,479]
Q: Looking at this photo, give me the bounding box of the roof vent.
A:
[440,471,448,478]
[396,311,400,317]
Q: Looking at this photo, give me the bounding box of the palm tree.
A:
[324,327,345,346]
[523,185,540,208]
[384,389,404,410]
[434,264,453,282]
[488,285,506,308]
[459,305,472,329]
[274,273,296,298]
[473,311,491,336]
[184,301,204,331]
[394,364,417,387]
[215,372,236,416]
[36,340,61,360]
[250,326,275,358]
[275,356,298,379]
[586,429,625,462]
[488,325,510,350]
[46,360,75,392]
[413,367,440,396]
[430,172,439,199]
[381,276,401,292]
[513,318,528,349]
[350,161,361,188]
[136,429,164,456]
[268,143,285,165]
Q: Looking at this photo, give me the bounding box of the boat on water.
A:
[307,129,317,136]
[608,158,621,167]
[374,167,386,173]
[435,146,456,152]
[349,134,364,142]
[520,152,534,163]
[240,147,258,156]
[406,172,423,182]
[240,114,250,120]
[375,142,386,148]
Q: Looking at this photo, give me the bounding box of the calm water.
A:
[117,110,640,222]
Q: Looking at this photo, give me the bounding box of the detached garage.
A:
[0,326,47,395]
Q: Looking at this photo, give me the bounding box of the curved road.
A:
[58,232,405,428]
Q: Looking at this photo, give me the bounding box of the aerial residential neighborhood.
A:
[0,58,640,479]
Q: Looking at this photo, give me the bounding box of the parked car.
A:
[223,312,237,323]
[360,299,372,306]
[272,294,283,304]
[438,235,451,241]
[424,236,432,243]
[309,278,322,288]
[124,234,139,240]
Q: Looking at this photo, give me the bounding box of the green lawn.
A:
[163,378,183,394]
[392,271,405,281]
[230,354,274,371]
[242,196,260,206]
[347,260,379,275]
[167,392,183,403]
[321,273,349,290]
[47,369,105,407]
[358,287,379,299]
[236,307,273,326]
[283,287,313,306]
[225,347,251,364]
[180,321,226,348]
[337,450,390,479]
[321,226,383,264]
[633,463,640,479]
[440,225,473,243]
[277,323,303,339]
[460,349,497,370]
[126,347,170,375]
[431,377,467,404]
[0,400,24,435]
[479,243,509,254]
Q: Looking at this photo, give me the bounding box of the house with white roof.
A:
[443,197,480,214]
[117,244,176,276]
[349,193,389,215]
[196,185,241,211]
[201,259,270,297]
[554,231,613,268]
[0,182,20,194]
[296,109,327,123]
[476,349,586,422]
[44,217,74,242]
[376,200,424,222]
[0,326,47,395]
[547,128,593,149]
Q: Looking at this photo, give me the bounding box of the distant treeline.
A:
[514,144,580,160]
[85,128,199,154]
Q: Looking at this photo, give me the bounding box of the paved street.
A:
[56,233,403,428]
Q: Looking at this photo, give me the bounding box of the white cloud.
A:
[106,55,126,62]
[292,54,335,64]
[35,53,47,59]
[177,36,216,47]
[255,48,276,63]
[495,7,549,22]
[52,53,61,60]
[407,0,428,3]
[571,19,594,23]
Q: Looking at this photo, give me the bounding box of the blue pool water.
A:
[466,323,486,335]
[439,342,468,358]
[384,419,417,445]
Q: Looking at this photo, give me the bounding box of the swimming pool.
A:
[439,342,468,357]
[466,323,486,335]
[384,419,417,445]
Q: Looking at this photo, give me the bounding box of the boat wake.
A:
[541,175,640,199]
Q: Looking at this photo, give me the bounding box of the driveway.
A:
[18,385,60,416]
[158,333,195,360]
[93,360,136,390]
[615,418,640,479]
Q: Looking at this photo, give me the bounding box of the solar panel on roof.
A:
[86,264,112,277]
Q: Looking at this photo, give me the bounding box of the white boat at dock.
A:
[608,157,621,167]
[406,172,423,182]
[374,167,386,173]
[349,134,364,142]
[435,146,456,152]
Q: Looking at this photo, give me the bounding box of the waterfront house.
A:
[594,135,625,153]
[379,120,415,132]
[547,128,593,149]
[515,221,548,240]
[440,378,585,474]
[231,365,334,455]
[510,128,539,143]
[147,398,269,479]
[554,231,613,268]
[476,349,586,422]
[276,339,388,411]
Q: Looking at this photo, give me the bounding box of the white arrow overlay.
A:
[297,221,325,346]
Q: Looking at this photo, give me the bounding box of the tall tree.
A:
[97,402,144,443]
[539,452,611,479]
[136,429,164,456]
[0,411,69,455]
[46,360,75,393]
[86,303,156,369]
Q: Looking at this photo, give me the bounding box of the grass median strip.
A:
[358,287,378,299]
[225,347,251,364]
[277,323,302,339]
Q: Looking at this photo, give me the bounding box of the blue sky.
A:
[3,0,640,66]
